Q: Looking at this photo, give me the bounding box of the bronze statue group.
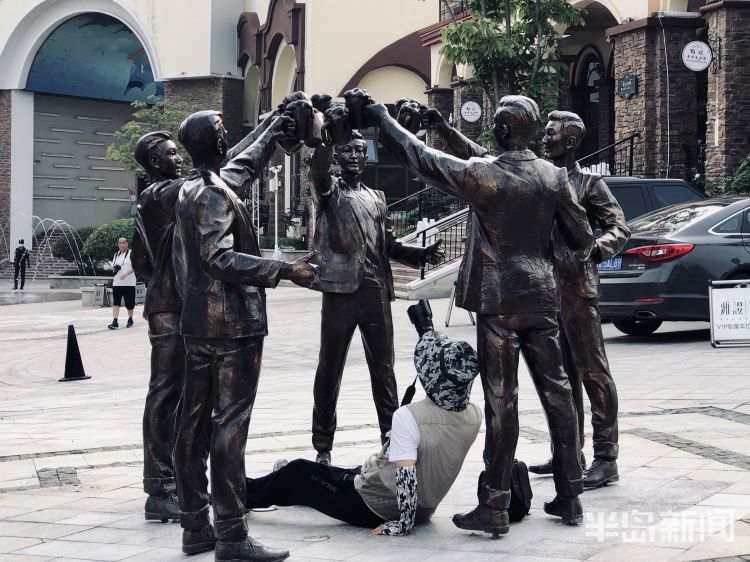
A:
[131,88,629,562]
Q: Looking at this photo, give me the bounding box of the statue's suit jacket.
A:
[554,165,629,298]
[311,175,424,301]
[173,145,285,340]
[376,115,594,315]
[439,132,629,300]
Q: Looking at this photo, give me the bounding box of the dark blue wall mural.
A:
[26,13,163,102]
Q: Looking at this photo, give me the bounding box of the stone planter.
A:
[259,248,310,261]
[49,275,112,290]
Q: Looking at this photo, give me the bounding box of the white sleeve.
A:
[388,407,420,462]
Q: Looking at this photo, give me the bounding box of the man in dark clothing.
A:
[173,110,316,562]
[13,240,30,290]
[308,128,443,466]
[527,111,629,489]
[131,111,286,525]
[361,91,594,535]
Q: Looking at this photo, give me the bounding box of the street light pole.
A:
[268,165,282,260]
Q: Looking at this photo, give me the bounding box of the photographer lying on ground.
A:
[243,300,481,536]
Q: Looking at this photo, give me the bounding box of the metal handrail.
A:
[417,207,470,280]
[577,130,641,176]
[388,186,434,210]
[387,183,465,238]
[577,131,641,164]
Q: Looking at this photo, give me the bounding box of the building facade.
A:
[1,0,748,259]
[424,0,750,187]
[0,0,439,257]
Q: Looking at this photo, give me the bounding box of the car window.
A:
[608,184,648,221]
[651,183,701,208]
[630,203,726,235]
[713,213,742,234]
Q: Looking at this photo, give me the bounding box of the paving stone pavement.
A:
[1,287,750,561]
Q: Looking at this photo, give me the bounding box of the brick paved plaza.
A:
[1,288,750,561]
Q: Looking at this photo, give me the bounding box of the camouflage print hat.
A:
[413,330,479,411]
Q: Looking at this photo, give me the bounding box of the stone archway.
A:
[0,0,161,90]
[271,41,297,108]
[0,0,162,246]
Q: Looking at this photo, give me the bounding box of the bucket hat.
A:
[413,330,479,411]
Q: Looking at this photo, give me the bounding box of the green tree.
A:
[105,96,200,177]
[82,218,136,266]
[441,0,583,118]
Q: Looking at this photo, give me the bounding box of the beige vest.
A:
[354,398,482,522]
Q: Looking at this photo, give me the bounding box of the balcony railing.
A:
[440,0,468,22]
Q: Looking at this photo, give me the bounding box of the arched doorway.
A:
[574,48,605,158]
[356,66,429,202]
[561,2,619,161]
[25,13,160,229]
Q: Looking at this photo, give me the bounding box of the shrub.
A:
[82,218,136,265]
[729,154,750,194]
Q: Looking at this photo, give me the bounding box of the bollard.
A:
[59,324,91,382]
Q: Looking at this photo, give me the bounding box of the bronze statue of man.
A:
[172,110,315,562]
[527,111,629,489]
[361,91,593,535]
[308,121,443,466]
[130,111,285,526]
[130,131,185,524]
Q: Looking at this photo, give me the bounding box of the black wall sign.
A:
[617,74,638,99]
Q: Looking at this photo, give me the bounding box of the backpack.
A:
[508,459,533,522]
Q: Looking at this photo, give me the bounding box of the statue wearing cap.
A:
[242,300,481,537]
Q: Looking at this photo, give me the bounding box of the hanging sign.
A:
[460,101,482,123]
[617,74,638,99]
[682,41,713,72]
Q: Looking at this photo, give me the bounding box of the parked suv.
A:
[601,177,707,221]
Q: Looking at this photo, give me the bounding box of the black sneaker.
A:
[144,492,180,522]
[528,458,553,475]
[543,495,583,525]
[215,537,289,562]
[108,320,119,330]
[126,318,133,328]
[315,451,331,466]
[583,458,619,489]
[529,453,586,475]
[182,524,216,555]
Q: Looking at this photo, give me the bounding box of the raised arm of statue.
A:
[366,103,487,205]
[220,115,294,195]
[223,109,280,163]
[422,108,489,160]
[308,145,335,209]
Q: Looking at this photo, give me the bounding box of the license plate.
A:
[597,256,622,271]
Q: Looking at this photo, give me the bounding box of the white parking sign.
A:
[710,280,750,347]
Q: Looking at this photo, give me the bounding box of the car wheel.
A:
[612,318,663,336]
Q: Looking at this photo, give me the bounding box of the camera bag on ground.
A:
[508,459,533,522]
